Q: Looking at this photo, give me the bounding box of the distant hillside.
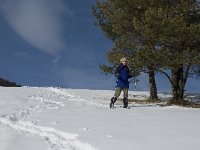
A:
[0,77,21,87]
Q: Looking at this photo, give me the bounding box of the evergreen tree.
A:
[140,0,200,104]
[93,0,159,101]
[0,77,21,87]
[93,0,200,104]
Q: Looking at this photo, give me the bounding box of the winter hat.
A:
[120,57,127,62]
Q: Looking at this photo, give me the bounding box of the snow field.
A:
[0,86,200,150]
[0,87,97,150]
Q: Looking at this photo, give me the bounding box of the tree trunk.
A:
[148,67,158,101]
[179,66,184,105]
[159,66,190,105]
[172,68,180,104]
[171,66,186,105]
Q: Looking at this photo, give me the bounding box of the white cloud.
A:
[0,0,72,55]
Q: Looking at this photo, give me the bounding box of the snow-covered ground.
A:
[0,87,200,150]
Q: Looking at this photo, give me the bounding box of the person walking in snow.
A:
[110,57,133,109]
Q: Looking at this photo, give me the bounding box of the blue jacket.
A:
[115,64,132,88]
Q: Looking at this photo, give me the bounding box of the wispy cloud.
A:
[52,55,61,65]
[0,0,73,55]
[12,52,35,61]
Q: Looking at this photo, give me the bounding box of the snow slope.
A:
[0,87,200,150]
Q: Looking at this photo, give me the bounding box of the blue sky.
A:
[0,0,199,92]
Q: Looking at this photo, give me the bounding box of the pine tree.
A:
[93,0,159,101]
[0,77,20,87]
[140,0,200,104]
[93,0,200,104]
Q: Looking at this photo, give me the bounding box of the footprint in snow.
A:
[1,115,6,118]
[107,134,113,138]
[79,127,93,132]
[51,121,61,125]
[32,120,41,125]
[0,126,4,130]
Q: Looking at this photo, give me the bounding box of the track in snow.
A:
[0,87,97,150]
[49,87,108,108]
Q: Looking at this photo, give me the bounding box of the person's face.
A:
[121,60,128,65]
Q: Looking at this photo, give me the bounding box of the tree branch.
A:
[158,69,173,86]
[182,65,191,90]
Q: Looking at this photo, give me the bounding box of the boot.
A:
[109,97,117,108]
[123,97,128,108]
